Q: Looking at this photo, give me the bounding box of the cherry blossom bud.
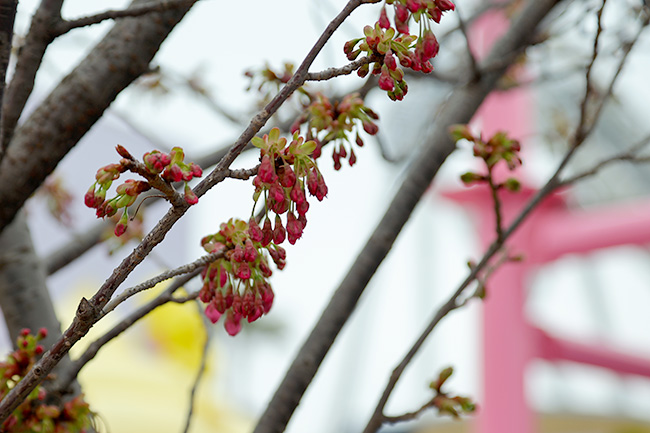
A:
[224,311,242,336]
[273,215,286,244]
[379,6,391,29]
[232,244,245,263]
[378,69,395,91]
[244,239,258,262]
[114,211,129,237]
[184,183,199,205]
[38,328,48,339]
[248,218,264,242]
[296,199,309,216]
[290,184,306,204]
[262,218,273,246]
[205,302,222,324]
[258,154,276,183]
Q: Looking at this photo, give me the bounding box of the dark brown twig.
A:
[53,0,198,36]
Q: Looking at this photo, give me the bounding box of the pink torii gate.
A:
[442,5,650,433]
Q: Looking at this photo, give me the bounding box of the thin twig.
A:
[182,301,211,433]
[226,165,260,180]
[102,252,221,315]
[54,0,198,35]
[455,4,480,81]
[559,133,650,186]
[305,56,375,81]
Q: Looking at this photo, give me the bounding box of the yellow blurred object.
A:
[59,284,251,433]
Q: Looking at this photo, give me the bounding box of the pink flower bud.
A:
[290,184,306,204]
[20,328,30,337]
[378,69,395,91]
[248,218,264,242]
[286,212,303,243]
[224,311,242,336]
[273,215,286,244]
[269,182,285,204]
[232,244,245,263]
[261,285,274,313]
[363,120,379,135]
[205,302,222,324]
[258,154,276,184]
[38,328,48,339]
[244,239,258,262]
[114,211,129,237]
[279,164,296,188]
[436,0,455,11]
[190,163,203,178]
[262,218,273,246]
[296,199,309,216]
[115,144,132,159]
[184,183,199,205]
[379,6,391,29]
[395,4,409,22]
[406,0,421,13]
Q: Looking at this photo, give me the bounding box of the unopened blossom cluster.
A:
[252,127,327,245]
[199,218,283,336]
[0,329,93,432]
[291,92,379,170]
[344,0,454,100]
[84,145,202,236]
[450,125,523,192]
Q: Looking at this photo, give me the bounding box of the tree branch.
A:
[54,0,198,36]
[0,0,62,160]
[0,0,17,162]
[252,2,563,433]
[182,301,211,433]
[101,252,221,315]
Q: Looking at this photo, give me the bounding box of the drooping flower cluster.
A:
[0,329,94,432]
[450,125,522,192]
[428,367,476,419]
[344,0,454,100]
[244,62,295,105]
[290,92,379,170]
[199,218,283,336]
[85,145,202,236]
[252,128,327,245]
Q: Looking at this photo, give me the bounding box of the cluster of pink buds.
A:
[344,0,453,100]
[252,128,327,245]
[0,329,94,432]
[199,218,284,336]
[85,145,202,237]
[384,0,456,31]
[450,125,523,192]
[290,93,379,170]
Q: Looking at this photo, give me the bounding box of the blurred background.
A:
[5,0,650,432]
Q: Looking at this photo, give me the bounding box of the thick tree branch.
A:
[0,0,62,159]
[252,2,563,433]
[0,210,80,399]
[0,0,198,235]
[0,0,17,161]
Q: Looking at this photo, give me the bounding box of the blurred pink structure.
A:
[443,5,650,433]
